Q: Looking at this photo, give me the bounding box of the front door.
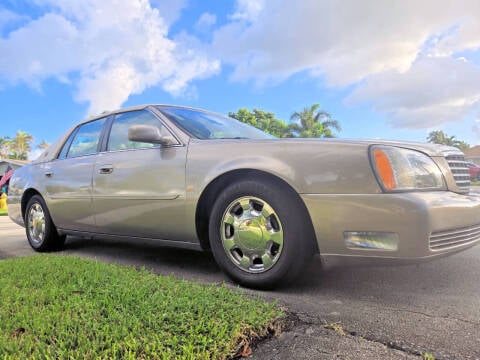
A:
[92,109,188,240]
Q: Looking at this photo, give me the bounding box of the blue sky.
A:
[1,0,480,158]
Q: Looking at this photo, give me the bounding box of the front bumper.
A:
[301,190,480,263]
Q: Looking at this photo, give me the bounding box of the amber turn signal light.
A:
[373,149,396,190]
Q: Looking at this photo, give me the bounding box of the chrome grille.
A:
[445,154,470,193]
[430,224,480,250]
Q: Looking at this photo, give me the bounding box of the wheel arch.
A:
[195,168,319,253]
[21,188,42,221]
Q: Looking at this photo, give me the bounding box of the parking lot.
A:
[1,215,479,359]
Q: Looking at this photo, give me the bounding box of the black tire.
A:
[25,195,66,252]
[208,178,314,289]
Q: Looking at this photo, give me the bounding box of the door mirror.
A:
[128,125,177,146]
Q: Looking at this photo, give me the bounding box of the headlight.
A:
[370,146,446,192]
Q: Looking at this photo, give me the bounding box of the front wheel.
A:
[25,195,65,252]
[209,178,314,289]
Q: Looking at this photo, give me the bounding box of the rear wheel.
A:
[209,178,314,289]
[25,195,65,252]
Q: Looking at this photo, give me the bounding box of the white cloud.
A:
[473,118,480,139]
[0,0,219,114]
[150,0,187,27]
[28,148,44,161]
[195,12,216,32]
[230,0,265,22]
[212,0,480,130]
[348,57,480,128]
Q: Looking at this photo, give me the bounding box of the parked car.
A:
[467,162,480,180]
[7,105,480,288]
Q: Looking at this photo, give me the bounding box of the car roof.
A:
[81,104,213,124]
[33,104,226,164]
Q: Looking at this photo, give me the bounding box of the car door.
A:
[42,117,107,232]
[92,109,188,240]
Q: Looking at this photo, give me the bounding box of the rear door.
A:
[42,117,107,232]
[92,109,188,240]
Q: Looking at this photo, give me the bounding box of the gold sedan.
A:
[7,105,480,288]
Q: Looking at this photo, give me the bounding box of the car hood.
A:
[206,138,463,157]
[321,138,463,157]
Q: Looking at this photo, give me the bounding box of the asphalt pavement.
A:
[1,215,479,359]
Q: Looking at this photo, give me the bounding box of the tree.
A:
[37,140,50,150]
[290,103,341,138]
[0,131,34,160]
[427,130,469,152]
[10,131,33,160]
[0,137,12,158]
[228,108,292,138]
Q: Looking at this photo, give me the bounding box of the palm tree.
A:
[37,140,50,150]
[9,131,33,160]
[290,104,341,138]
[320,119,342,138]
[427,130,469,152]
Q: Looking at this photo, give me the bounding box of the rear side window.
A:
[65,118,106,158]
[107,110,170,151]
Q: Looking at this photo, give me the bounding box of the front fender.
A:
[186,139,381,197]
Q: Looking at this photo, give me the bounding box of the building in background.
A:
[0,159,29,195]
[464,146,480,165]
[0,159,28,174]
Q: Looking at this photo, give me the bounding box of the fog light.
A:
[344,231,399,251]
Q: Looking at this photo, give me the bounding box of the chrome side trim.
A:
[57,229,203,250]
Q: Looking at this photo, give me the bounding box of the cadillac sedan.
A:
[7,105,480,288]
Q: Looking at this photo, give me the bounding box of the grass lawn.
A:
[0,208,7,216]
[0,255,283,359]
[471,180,480,186]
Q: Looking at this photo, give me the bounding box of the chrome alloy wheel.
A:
[27,202,46,245]
[221,196,284,273]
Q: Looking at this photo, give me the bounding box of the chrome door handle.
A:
[99,165,114,174]
[44,171,53,177]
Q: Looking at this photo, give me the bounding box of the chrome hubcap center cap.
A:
[236,217,266,252]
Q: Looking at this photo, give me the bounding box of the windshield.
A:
[157,106,274,140]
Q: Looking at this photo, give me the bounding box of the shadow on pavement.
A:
[61,234,478,305]
[63,236,224,283]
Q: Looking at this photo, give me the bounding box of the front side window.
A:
[107,110,171,151]
[66,118,106,158]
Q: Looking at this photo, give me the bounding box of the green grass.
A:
[0,255,283,359]
[471,180,480,186]
[423,352,435,360]
[0,208,7,216]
